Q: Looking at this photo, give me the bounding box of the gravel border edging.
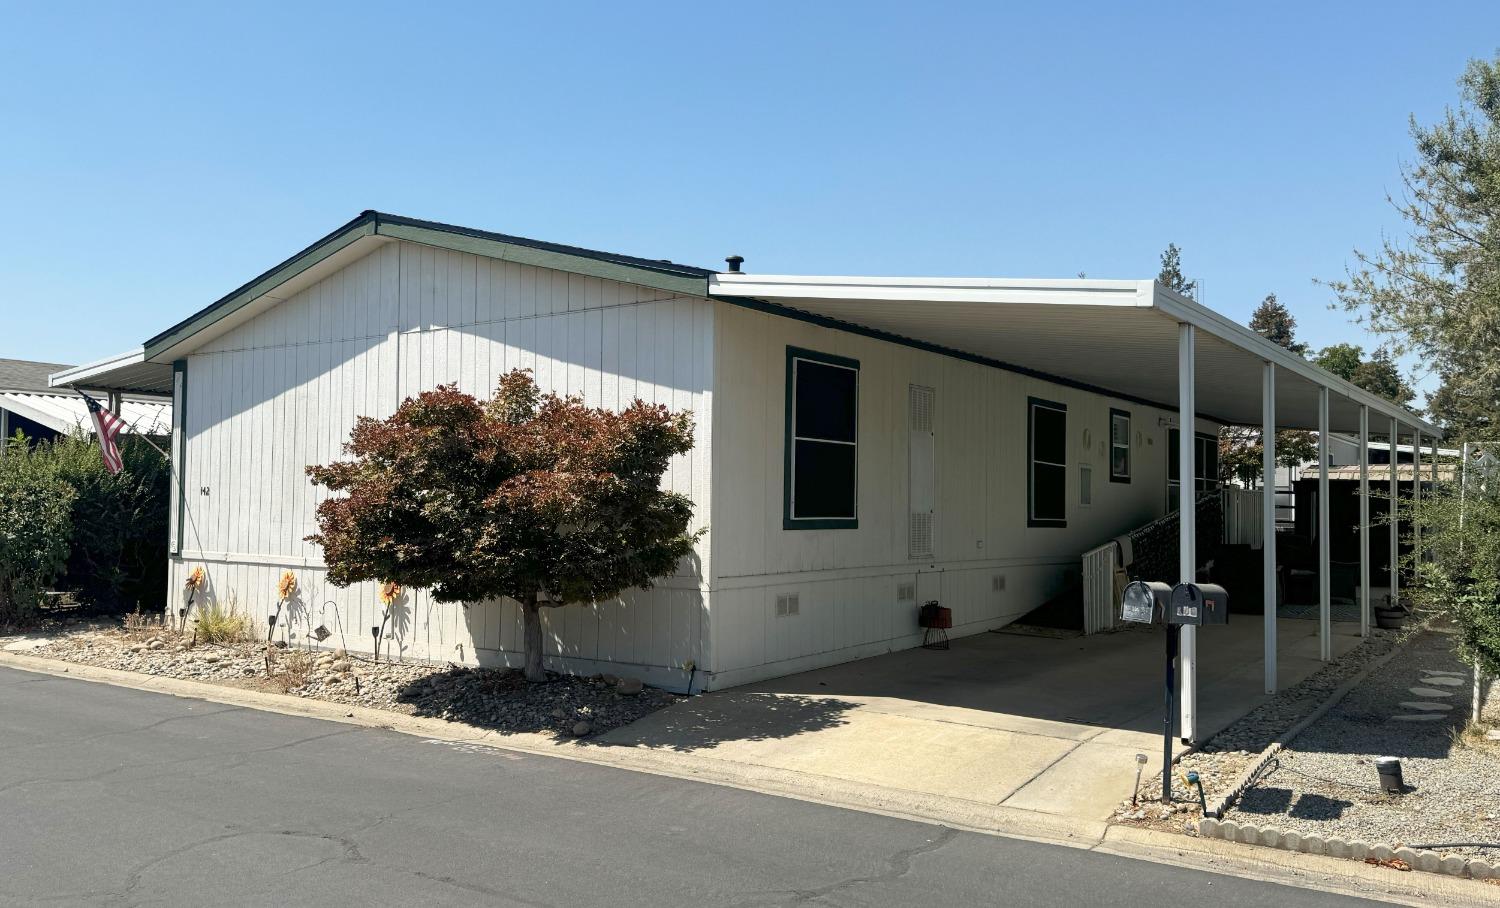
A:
[1196,817,1496,880]
[1203,623,1421,820]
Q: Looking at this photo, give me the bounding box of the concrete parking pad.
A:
[599,619,1364,821]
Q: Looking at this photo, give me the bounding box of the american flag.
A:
[82,392,126,475]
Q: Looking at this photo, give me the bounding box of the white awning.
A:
[48,348,174,396]
[1,391,171,435]
[710,275,1441,437]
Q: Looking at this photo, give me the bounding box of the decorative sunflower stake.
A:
[269,570,297,643]
[374,581,402,662]
[182,566,205,636]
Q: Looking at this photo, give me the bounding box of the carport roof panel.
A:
[709,274,1439,437]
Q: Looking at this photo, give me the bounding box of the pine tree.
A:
[1156,243,1198,298]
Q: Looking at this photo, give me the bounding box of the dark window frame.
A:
[1028,396,1068,528]
[1109,407,1131,484]
[783,346,860,530]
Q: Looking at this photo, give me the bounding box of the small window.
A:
[784,347,859,529]
[1109,408,1131,483]
[1028,397,1067,527]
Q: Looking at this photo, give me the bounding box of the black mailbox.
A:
[1168,582,1229,626]
[1121,580,1172,624]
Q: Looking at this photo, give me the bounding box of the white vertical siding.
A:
[170,240,712,688]
[709,300,1185,687]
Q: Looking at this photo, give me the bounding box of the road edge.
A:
[3,649,1495,906]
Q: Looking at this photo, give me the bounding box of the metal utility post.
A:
[1177,323,1197,743]
[1414,432,1423,580]
[1390,419,1400,608]
[1163,622,1179,803]
[1262,362,1277,693]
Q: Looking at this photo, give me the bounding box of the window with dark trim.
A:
[1168,428,1221,511]
[1028,397,1067,527]
[1109,408,1131,483]
[784,347,859,529]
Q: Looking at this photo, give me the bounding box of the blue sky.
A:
[2,2,1495,406]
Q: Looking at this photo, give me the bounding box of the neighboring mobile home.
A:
[1,357,170,447]
[55,212,1439,705]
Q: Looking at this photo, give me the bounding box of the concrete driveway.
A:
[597,618,1364,822]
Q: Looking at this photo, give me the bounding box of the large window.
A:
[1028,397,1067,527]
[1109,408,1131,483]
[785,347,859,529]
[1168,428,1221,511]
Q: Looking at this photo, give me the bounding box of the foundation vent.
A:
[775,592,800,617]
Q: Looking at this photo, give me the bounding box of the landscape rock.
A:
[21,626,683,742]
[616,677,644,696]
[571,721,592,737]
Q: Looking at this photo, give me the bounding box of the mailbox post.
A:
[1121,580,1227,804]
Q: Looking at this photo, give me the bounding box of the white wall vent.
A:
[909,512,934,559]
[909,384,936,558]
[897,581,916,602]
[1079,463,1093,507]
[775,593,800,617]
[992,574,1006,593]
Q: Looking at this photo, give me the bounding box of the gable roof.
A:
[0,358,72,394]
[142,211,716,361]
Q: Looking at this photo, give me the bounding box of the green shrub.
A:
[44,434,169,611]
[0,440,76,623]
[1409,473,1500,676]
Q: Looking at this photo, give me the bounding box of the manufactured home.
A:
[56,212,1440,736]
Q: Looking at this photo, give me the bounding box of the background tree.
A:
[1249,293,1308,355]
[1220,294,1317,484]
[1327,54,1500,442]
[1157,243,1198,298]
[1311,344,1416,406]
[307,370,700,682]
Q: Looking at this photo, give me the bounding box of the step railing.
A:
[1080,491,1224,634]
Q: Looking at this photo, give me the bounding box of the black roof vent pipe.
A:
[724,255,744,273]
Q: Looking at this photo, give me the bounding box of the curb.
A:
[1198,817,1496,880]
[6,648,1496,907]
[0,649,1106,849]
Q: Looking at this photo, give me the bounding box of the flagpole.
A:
[70,387,172,466]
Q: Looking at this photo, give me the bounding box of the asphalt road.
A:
[0,666,1387,907]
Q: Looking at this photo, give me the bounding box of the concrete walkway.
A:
[597,619,1365,821]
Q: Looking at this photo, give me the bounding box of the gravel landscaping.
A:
[8,623,681,740]
[1114,627,1403,828]
[1229,629,1500,858]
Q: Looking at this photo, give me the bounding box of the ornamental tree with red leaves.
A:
[307,369,699,682]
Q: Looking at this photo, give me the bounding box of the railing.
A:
[1079,491,1224,634]
[1081,541,1121,634]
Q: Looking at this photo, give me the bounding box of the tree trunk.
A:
[522,596,545,683]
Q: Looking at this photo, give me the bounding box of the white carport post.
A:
[1390,418,1400,609]
[1359,405,1371,638]
[1318,386,1332,662]
[1262,362,1277,693]
[1178,323,1197,742]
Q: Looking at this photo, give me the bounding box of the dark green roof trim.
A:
[373,213,712,297]
[144,211,714,360]
[144,212,378,359]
